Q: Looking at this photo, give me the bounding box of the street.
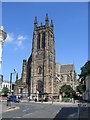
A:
[1,101,78,119]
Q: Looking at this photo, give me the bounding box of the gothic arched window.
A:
[42,32,45,48]
[38,66,42,74]
[37,33,40,49]
[67,74,70,81]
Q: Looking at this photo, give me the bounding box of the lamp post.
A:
[0,27,6,119]
[0,26,7,72]
[52,76,53,97]
[42,46,45,101]
[10,69,17,95]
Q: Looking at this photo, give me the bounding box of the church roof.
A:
[56,63,75,74]
[60,64,75,73]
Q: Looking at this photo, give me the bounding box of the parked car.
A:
[7,95,20,106]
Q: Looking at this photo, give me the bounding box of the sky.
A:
[2,2,88,81]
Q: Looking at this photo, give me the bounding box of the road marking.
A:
[15,117,21,118]
[22,112,33,118]
[23,110,26,112]
[3,106,19,112]
[23,108,30,112]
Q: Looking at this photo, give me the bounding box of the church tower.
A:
[15,14,77,98]
[30,14,56,97]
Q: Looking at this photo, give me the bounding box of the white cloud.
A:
[17,35,27,40]
[16,35,27,47]
[5,33,28,51]
[6,33,14,42]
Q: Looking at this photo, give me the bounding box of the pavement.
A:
[1,100,90,119]
[0,101,19,113]
[21,99,79,105]
[1,100,79,115]
[78,102,90,119]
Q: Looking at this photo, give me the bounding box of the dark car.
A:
[44,97,48,102]
[7,95,20,106]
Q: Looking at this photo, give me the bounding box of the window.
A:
[38,66,42,74]
[51,34,53,38]
[57,74,59,77]
[37,33,40,49]
[42,32,45,48]
[61,75,63,82]
[67,74,70,81]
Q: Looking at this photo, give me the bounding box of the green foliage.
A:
[1,87,9,96]
[79,60,90,79]
[60,84,75,97]
[62,97,71,102]
[76,83,86,94]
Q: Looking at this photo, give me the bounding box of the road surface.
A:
[1,101,78,119]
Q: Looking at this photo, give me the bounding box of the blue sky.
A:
[2,2,88,81]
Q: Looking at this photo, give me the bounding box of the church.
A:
[14,14,77,100]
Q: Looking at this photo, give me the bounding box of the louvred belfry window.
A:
[37,33,40,49]
[42,32,45,48]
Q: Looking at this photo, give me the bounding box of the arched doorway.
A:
[36,80,44,101]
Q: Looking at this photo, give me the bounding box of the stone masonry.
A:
[14,14,77,98]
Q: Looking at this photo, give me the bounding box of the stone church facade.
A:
[14,14,77,99]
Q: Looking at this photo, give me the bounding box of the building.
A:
[0,74,10,93]
[0,26,7,69]
[14,14,77,99]
[14,69,28,96]
[83,75,90,101]
[55,64,78,95]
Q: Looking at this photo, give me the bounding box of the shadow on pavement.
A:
[53,107,78,120]
[78,107,90,120]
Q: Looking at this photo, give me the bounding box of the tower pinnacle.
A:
[34,16,38,30]
[16,73,18,80]
[45,13,49,26]
[50,20,53,28]
[34,16,37,25]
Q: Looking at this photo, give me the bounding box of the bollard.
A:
[78,104,80,120]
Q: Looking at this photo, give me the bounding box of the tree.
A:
[60,84,75,97]
[76,83,86,94]
[1,87,9,96]
[79,60,90,80]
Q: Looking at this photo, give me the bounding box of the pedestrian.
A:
[34,96,37,102]
[16,96,18,101]
[27,96,29,101]
[35,98,37,102]
[51,96,54,104]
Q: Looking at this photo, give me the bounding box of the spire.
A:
[50,20,53,28]
[45,13,49,26]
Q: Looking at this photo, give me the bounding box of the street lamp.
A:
[0,26,7,72]
[52,76,53,97]
[10,69,17,95]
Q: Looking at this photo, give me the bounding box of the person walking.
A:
[51,96,54,104]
